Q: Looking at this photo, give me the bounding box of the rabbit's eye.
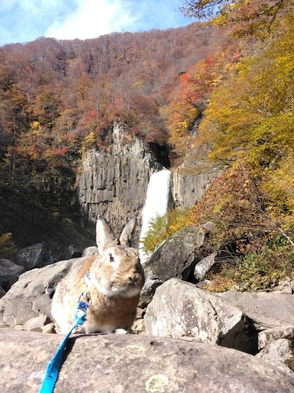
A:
[109,253,115,262]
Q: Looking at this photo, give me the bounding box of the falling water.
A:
[139,169,171,264]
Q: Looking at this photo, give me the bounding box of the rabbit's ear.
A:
[96,215,117,253]
[119,217,137,247]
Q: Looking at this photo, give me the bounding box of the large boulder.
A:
[258,326,294,350]
[145,278,258,354]
[0,259,76,327]
[15,242,54,271]
[1,329,294,393]
[219,290,294,329]
[141,223,216,306]
[256,338,294,377]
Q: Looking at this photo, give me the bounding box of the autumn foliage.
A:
[142,0,294,290]
[166,56,219,159]
[171,1,294,289]
[0,24,227,204]
[1,0,294,280]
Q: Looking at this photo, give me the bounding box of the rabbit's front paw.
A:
[115,328,129,334]
[72,325,86,334]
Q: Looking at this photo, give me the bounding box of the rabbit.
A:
[51,215,145,334]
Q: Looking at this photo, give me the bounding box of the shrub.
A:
[0,233,18,260]
[206,236,294,292]
[142,208,194,254]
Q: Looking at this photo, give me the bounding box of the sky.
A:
[0,0,194,47]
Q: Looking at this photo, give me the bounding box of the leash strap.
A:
[39,300,89,393]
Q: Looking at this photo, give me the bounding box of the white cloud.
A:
[0,0,191,46]
[45,0,141,40]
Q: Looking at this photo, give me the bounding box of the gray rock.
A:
[139,275,163,308]
[82,245,98,256]
[15,242,54,271]
[76,124,163,240]
[0,258,24,292]
[172,168,218,209]
[76,125,216,239]
[63,245,83,259]
[0,287,6,298]
[1,329,294,393]
[23,314,51,332]
[194,252,217,281]
[146,224,211,281]
[256,338,294,377]
[145,278,258,354]
[259,326,294,350]
[0,259,76,327]
[141,223,214,306]
[272,277,294,294]
[219,290,294,329]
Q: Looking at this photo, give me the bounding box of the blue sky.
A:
[0,0,194,47]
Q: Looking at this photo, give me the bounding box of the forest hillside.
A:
[148,0,294,291]
[0,21,231,256]
[0,0,293,290]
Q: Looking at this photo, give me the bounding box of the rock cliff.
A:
[76,124,163,240]
[76,124,217,240]
[172,167,218,209]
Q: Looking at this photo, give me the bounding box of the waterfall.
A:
[139,169,171,264]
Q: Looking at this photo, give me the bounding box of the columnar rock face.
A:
[172,167,219,208]
[76,125,163,239]
[76,124,218,239]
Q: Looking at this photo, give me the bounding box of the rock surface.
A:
[141,223,215,305]
[15,242,54,271]
[1,329,294,393]
[76,125,163,240]
[172,167,218,209]
[0,259,24,295]
[194,251,217,281]
[219,290,294,329]
[63,245,83,259]
[256,338,294,377]
[259,326,294,350]
[145,224,211,281]
[145,278,258,354]
[23,314,51,332]
[76,124,216,240]
[0,259,76,327]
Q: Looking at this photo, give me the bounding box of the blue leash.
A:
[39,300,89,393]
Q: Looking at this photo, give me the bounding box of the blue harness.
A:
[39,293,90,393]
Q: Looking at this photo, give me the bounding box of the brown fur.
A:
[51,217,145,334]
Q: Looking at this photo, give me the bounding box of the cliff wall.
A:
[172,168,217,209]
[76,125,163,239]
[76,124,216,240]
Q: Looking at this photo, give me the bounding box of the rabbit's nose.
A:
[128,275,138,284]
